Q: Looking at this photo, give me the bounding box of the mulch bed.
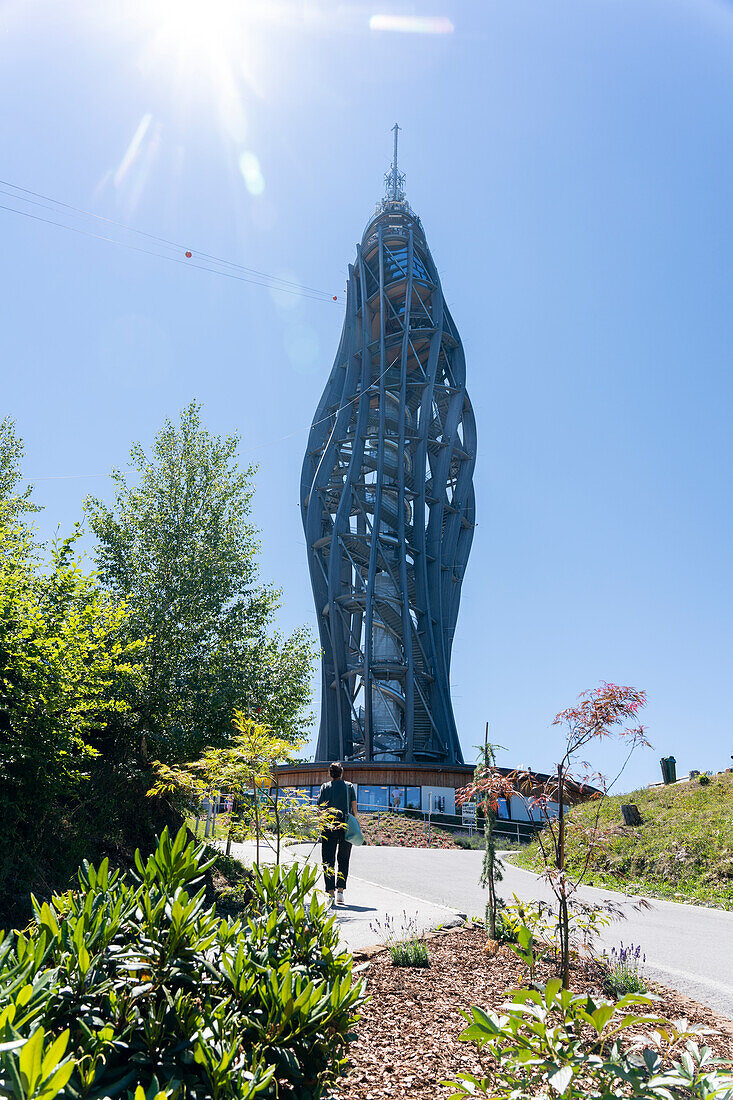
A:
[360,813,461,849]
[335,926,733,1100]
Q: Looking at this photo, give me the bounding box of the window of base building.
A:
[357,785,391,810]
[388,785,421,810]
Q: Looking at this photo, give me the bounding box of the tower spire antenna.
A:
[384,122,406,202]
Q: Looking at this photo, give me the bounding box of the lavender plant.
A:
[390,939,430,967]
[603,941,647,996]
[369,911,430,967]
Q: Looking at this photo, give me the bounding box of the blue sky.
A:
[2,0,732,792]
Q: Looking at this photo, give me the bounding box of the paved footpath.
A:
[223,840,733,1020]
[224,840,463,951]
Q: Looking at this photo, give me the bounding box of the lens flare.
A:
[114,114,153,189]
[369,14,454,34]
[239,151,265,196]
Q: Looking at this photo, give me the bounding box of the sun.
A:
[144,0,254,77]
[124,0,282,132]
[94,1,312,207]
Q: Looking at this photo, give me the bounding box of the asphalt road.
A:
[348,846,733,1021]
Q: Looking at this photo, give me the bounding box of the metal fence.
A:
[362,806,539,844]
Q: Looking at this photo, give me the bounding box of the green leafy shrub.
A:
[0,827,363,1099]
[502,894,555,943]
[500,894,627,973]
[699,773,711,786]
[444,979,733,1099]
[508,925,544,984]
[470,904,522,946]
[0,520,146,924]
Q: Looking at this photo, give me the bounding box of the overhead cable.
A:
[0,179,343,302]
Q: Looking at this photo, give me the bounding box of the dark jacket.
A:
[317,779,357,823]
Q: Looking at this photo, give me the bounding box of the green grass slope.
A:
[510,771,733,909]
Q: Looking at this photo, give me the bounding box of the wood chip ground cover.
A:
[360,813,461,849]
[335,927,733,1100]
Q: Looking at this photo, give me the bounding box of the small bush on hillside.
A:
[202,845,256,916]
[454,833,527,852]
[0,828,363,1099]
[453,834,478,850]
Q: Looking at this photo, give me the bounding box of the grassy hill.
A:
[510,771,733,909]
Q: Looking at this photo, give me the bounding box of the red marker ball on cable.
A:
[333,295,337,300]
[185,251,192,258]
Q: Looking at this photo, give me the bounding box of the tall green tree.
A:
[85,402,315,762]
[0,417,41,523]
[0,521,143,913]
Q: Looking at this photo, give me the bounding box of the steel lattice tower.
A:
[301,127,476,764]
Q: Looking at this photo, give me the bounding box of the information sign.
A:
[462,801,477,824]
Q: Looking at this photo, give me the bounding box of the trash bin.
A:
[660,756,677,784]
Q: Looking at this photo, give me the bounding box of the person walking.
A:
[317,761,358,906]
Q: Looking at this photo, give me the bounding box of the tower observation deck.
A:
[301,128,476,765]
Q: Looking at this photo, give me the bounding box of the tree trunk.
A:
[488,871,496,940]
[273,778,281,864]
[557,763,570,989]
[225,795,238,857]
[253,778,260,868]
[487,809,497,940]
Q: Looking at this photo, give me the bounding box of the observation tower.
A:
[300,127,476,768]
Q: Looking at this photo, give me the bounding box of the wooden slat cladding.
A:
[277,763,474,788]
[276,762,597,804]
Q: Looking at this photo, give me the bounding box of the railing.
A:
[356,805,539,844]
